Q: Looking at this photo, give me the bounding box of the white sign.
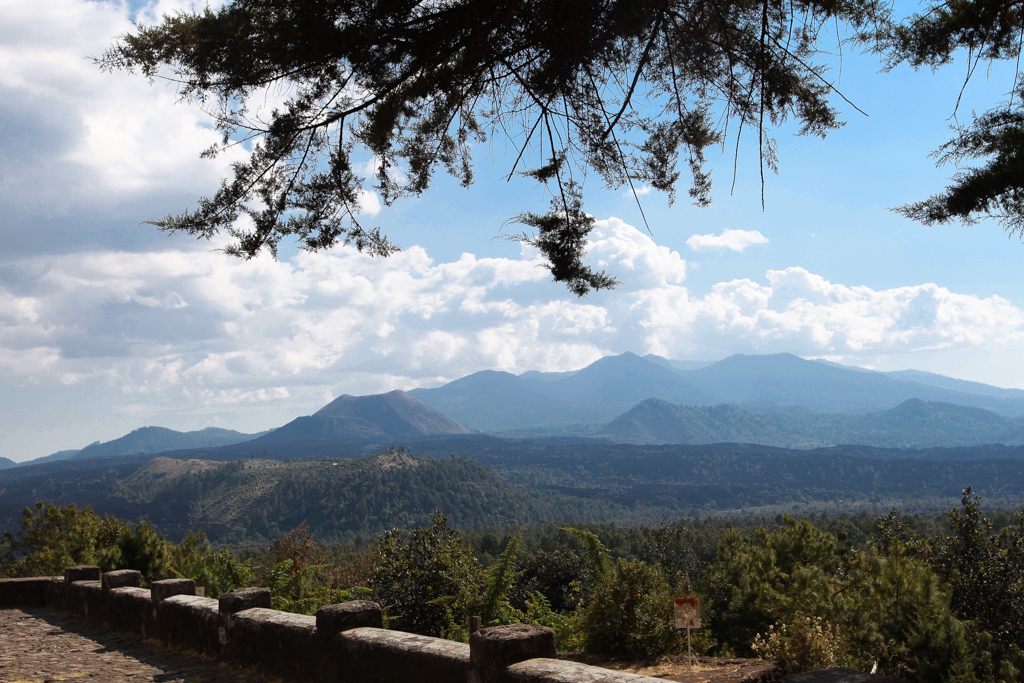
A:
[674,597,701,629]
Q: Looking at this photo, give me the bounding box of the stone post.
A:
[64,565,100,584]
[218,587,272,650]
[315,600,384,639]
[151,578,196,604]
[470,624,556,683]
[101,569,142,592]
[219,587,272,614]
[62,566,101,618]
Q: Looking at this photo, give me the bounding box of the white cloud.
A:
[589,217,686,286]
[622,185,654,198]
[687,228,769,252]
[5,215,1024,458]
[0,0,239,213]
[2,217,1022,406]
[356,189,382,216]
[632,265,1024,364]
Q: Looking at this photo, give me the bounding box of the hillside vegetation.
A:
[4,495,1022,683]
[3,440,1024,542]
[112,450,651,542]
[600,398,1024,448]
[459,441,1024,514]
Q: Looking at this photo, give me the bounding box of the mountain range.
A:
[6,352,1024,540]
[411,352,1024,431]
[4,426,270,469]
[12,391,468,468]
[260,389,472,443]
[600,398,1024,448]
[14,352,1024,470]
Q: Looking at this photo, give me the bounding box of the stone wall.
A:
[0,567,666,683]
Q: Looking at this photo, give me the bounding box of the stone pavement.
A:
[0,607,269,683]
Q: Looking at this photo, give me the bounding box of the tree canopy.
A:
[877,0,1024,238]
[101,0,889,294]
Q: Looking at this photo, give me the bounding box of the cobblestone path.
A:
[0,607,268,683]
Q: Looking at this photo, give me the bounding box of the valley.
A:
[4,352,1024,542]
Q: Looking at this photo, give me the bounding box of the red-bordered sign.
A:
[674,597,701,629]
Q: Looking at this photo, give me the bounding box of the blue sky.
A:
[3,0,1024,461]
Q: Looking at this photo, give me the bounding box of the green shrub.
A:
[370,511,481,637]
[168,530,252,598]
[711,515,986,680]
[580,559,680,657]
[707,516,843,653]
[922,488,1024,677]
[524,590,584,652]
[1,502,250,595]
[516,547,588,613]
[476,528,524,626]
[254,523,370,614]
[0,502,128,578]
[115,521,172,582]
[909,610,987,683]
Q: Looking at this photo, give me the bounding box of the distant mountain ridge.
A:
[246,390,472,447]
[12,391,469,468]
[19,427,269,466]
[881,368,1024,399]
[412,352,1024,432]
[602,398,1024,448]
[27,449,82,465]
[680,353,1024,415]
[16,353,1024,472]
[72,426,271,460]
[314,389,472,437]
[410,353,719,431]
[407,370,627,431]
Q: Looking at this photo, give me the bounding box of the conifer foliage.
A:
[6,496,1024,680]
[878,0,1024,237]
[99,0,888,294]
[0,502,252,597]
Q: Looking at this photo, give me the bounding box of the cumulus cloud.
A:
[4,215,1024,458]
[589,217,686,287]
[0,0,237,212]
[2,217,1022,406]
[632,266,1024,361]
[622,185,654,197]
[356,189,382,216]
[687,228,769,252]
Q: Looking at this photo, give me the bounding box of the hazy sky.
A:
[4,0,1024,461]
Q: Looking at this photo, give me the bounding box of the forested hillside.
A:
[0,451,653,543]
[2,441,1023,542]
[123,451,652,542]
[462,441,1024,513]
[601,398,1024,448]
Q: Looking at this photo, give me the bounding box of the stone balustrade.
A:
[0,568,666,683]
